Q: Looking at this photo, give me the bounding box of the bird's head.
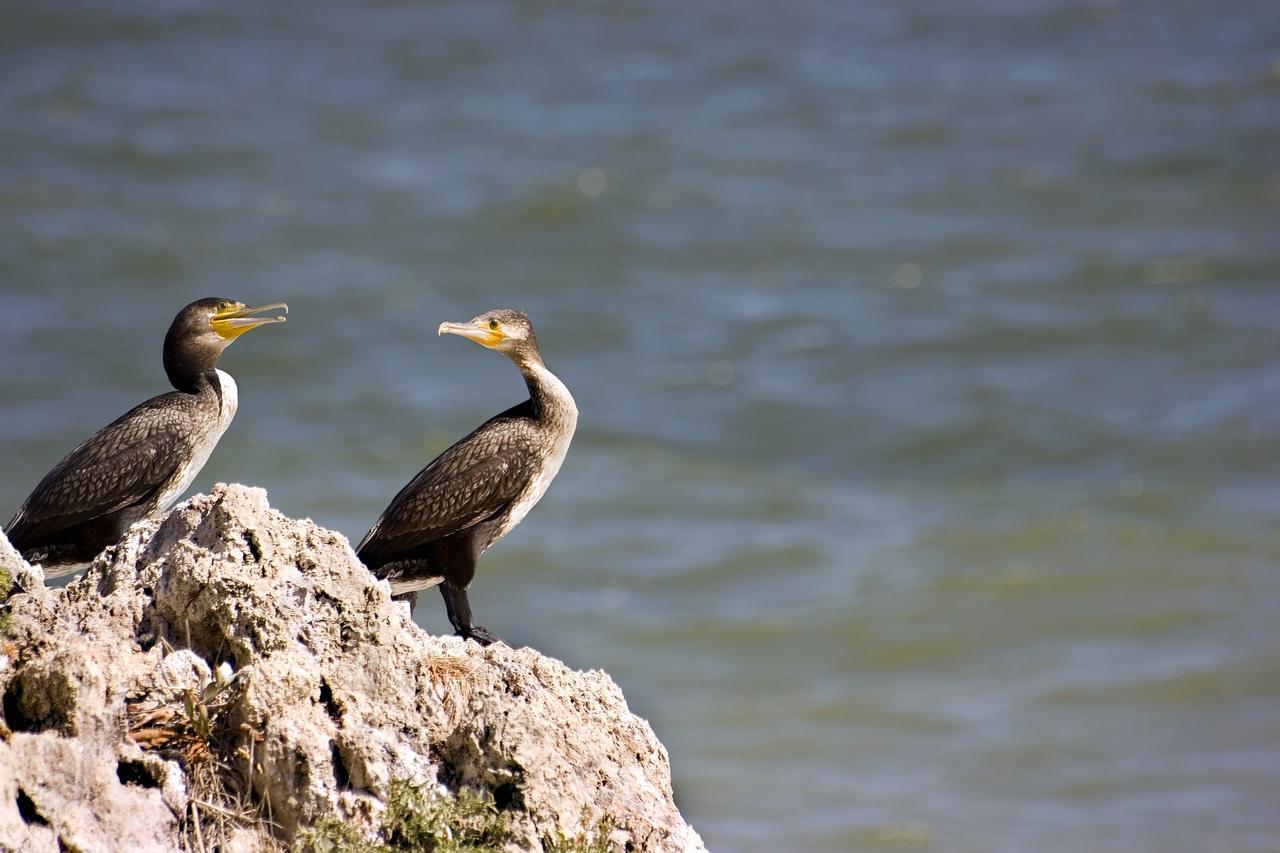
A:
[438,308,539,362]
[164,298,288,390]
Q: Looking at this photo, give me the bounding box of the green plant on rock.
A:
[383,781,509,852]
[0,565,11,634]
[298,817,383,853]
[542,808,622,853]
[296,781,510,853]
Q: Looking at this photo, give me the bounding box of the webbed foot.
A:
[458,625,503,646]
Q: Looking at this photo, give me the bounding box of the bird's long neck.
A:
[164,340,223,395]
[517,356,578,432]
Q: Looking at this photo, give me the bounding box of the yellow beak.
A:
[211,302,289,341]
[438,320,504,348]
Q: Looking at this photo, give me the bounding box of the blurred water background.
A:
[3,1,1280,850]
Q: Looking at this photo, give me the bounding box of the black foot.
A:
[457,625,503,646]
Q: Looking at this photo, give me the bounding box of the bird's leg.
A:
[439,582,502,646]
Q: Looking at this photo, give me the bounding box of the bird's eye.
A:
[489,319,499,330]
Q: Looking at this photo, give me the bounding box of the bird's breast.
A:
[488,415,577,550]
[154,370,239,512]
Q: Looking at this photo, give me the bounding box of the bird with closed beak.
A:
[356,308,578,645]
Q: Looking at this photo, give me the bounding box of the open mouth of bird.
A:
[211,302,289,341]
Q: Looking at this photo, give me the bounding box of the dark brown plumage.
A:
[4,297,286,575]
[356,309,577,645]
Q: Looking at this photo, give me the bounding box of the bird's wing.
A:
[357,417,539,562]
[5,393,199,544]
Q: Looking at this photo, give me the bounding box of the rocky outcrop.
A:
[0,484,704,852]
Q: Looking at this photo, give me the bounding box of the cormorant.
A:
[4,298,287,575]
[356,309,578,645]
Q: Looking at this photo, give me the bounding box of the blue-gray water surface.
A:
[2,2,1279,850]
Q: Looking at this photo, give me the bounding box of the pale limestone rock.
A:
[0,733,177,853]
[0,486,704,852]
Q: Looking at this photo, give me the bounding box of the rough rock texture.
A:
[0,484,704,852]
